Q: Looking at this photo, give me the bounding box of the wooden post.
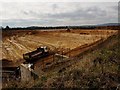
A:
[62,49,63,61]
[42,59,45,69]
[69,48,70,57]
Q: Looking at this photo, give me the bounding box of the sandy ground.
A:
[1,29,117,62]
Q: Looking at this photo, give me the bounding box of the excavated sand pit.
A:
[1,29,117,62]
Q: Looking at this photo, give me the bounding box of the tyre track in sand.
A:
[5,38,30,60]
[20,35,57,51]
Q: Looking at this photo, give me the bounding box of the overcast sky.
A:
[1,2,118,27]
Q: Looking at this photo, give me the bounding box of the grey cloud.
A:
[22,10,45,18]
[47,6,107,21]
[52,4,59,11]
[22,11,29,15]
[2,19,46,27]
[86,6,106,16]
[2,2,118,27]
[111,5,118,11]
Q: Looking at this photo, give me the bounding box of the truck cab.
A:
[23,46,49,63]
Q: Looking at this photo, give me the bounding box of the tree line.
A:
[1,25,120,30]
[1,25,96,30]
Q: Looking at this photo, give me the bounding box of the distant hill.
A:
[96,23,120,26]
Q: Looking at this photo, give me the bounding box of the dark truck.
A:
[23,46,49,63]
